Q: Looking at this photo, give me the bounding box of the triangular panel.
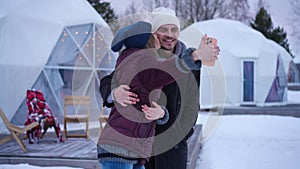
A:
[66,23,94,51]
[12,71,62,124]
[46,32,90,67]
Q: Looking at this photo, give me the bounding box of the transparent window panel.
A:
[44,68,93,104]
[75,51,92,67]
[95,26,116,69]
[71,69,93,96]
[44,68,72,104]
[13,23,117,127]
[66,23,94,50]
[46,29,79,67]
[82,33,95,67]
[96,51,117,69]
[12,71,63,124]
[46,24,94,67]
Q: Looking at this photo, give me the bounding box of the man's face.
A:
[155,24,179,52]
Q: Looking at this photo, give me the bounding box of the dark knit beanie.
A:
[111,21,152,52]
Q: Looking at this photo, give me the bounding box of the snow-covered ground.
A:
[194,90,300,169]
[288,90,300,104]
[196,115,300,169]
[0,164,82,169]
[1,90,300,169]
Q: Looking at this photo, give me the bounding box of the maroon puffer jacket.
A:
[98,48,191,159]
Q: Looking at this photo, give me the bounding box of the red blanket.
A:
[25,89,63,143]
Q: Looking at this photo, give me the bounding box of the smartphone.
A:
[204,37,218,67]
[206,37,217,46]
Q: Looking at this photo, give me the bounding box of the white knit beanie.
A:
[151,7,180,33]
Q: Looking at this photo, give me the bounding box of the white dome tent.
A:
[290,40,300,84]
[180,18,292,108]
[0,0,116,132]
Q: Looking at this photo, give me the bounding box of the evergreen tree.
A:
[250,7,273,37]
[87,0,117,24]
[251,7,293,57]
[269,26,292,55]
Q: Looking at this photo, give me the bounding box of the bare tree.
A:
[257,0,267,9]
[172,0,181,15]
[156,0,170,8]
[290,0,300,37]
[140,0,170,12]
[255,0,270,13]
[124,0,140,16]
[224,0,251,24]
[140,0,154,12]
[290,0,300,16]
[175,0,227,22]
[125,0,229,23]
[216,2,231,19]
[114,0,151,32]
[203,0,226,20]
[290,0,300,56]
[119,0,252,26]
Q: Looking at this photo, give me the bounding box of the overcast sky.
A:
[108,0,299,60]
[108,0,292,31]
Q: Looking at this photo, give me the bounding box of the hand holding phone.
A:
[206,37,217,46]
[203,36,218,66]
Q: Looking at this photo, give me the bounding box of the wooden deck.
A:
[0,129,100,168]
[0,125,202,169]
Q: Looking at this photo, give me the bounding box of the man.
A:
[99,7,219,169]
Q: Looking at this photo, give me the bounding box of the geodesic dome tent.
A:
[294,52,300,81]
[180,18,292,108]
[0,0,116,132]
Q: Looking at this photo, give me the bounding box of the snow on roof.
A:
[181,18,274,58]
[0,0,110,121]
[0,0,107,66]
[180,18,291,107]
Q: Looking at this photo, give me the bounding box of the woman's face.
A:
[153,33,161,49]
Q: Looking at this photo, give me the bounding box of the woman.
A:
[97,21,201,169]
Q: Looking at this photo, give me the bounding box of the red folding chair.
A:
[25,89,63,143]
